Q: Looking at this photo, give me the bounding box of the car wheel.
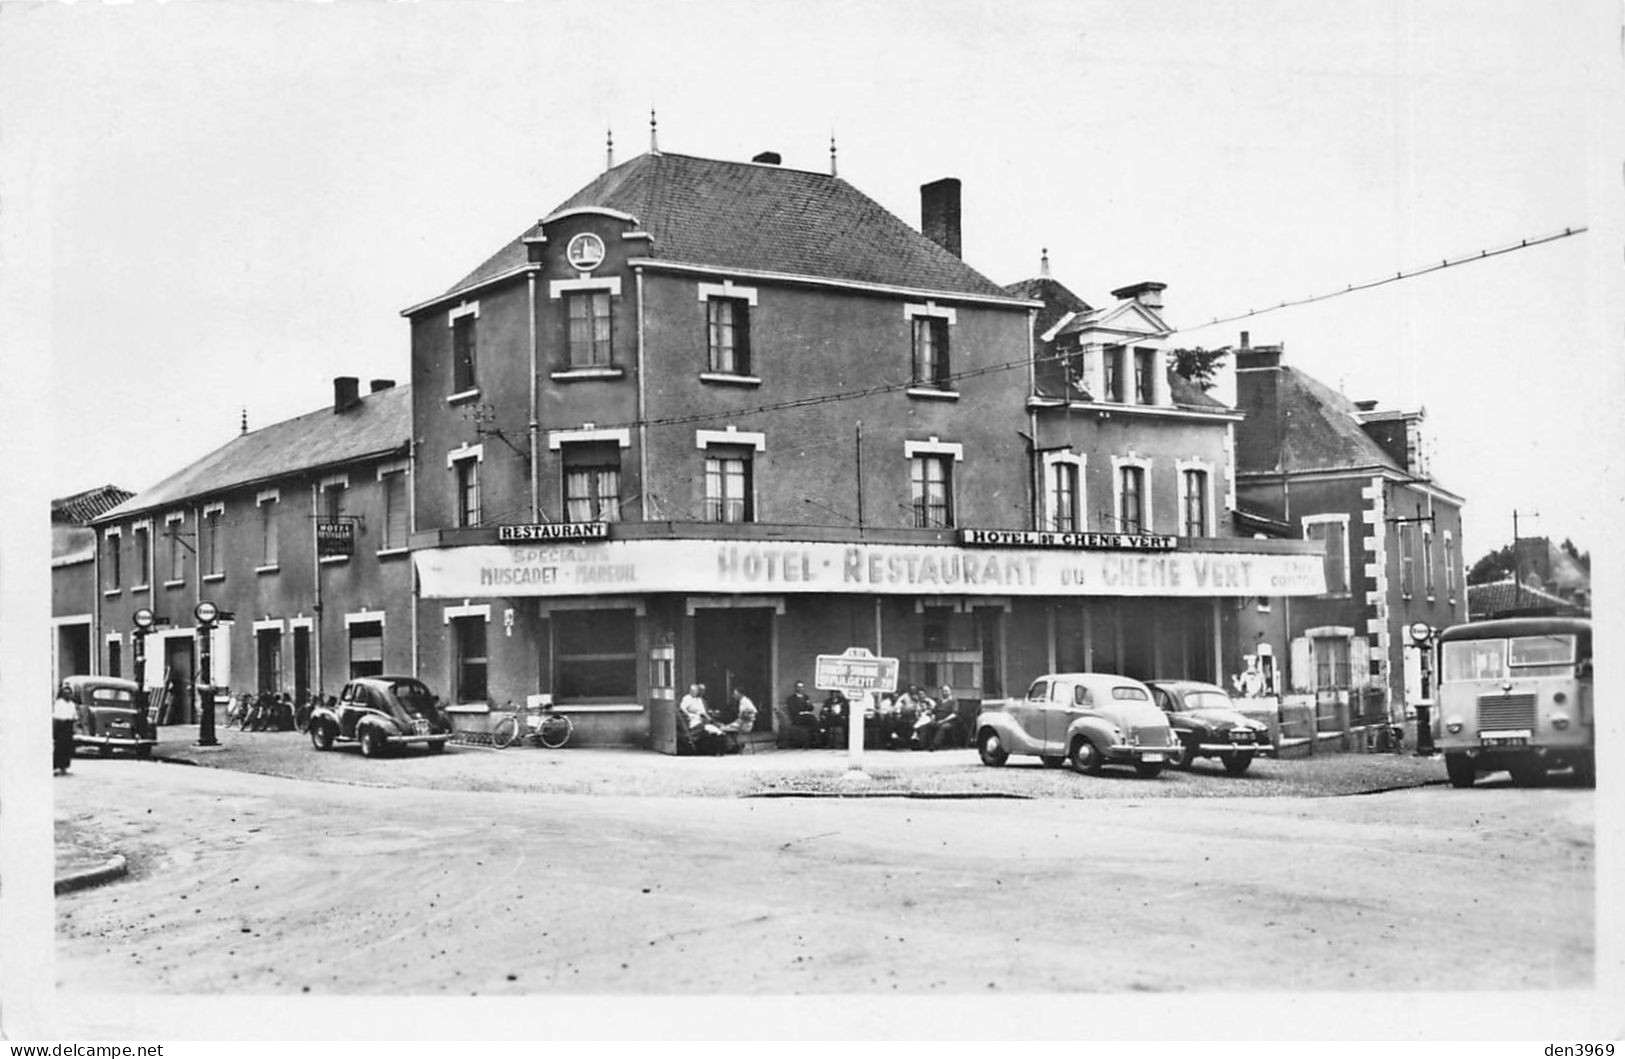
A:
[1170,738,1197,770]
[1220,751,1253,776]
[1040,755,1065,769]
[359,727,387,758]
[310,723,334,752]
[135,744,152,759]
[1069,737,1103,776]
[427,739,447,754]
[977,730,1008,768]
[1134,760,1164,779]
[1444,752,1475,788]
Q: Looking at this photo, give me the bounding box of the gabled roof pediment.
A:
[1056,299,1170,341]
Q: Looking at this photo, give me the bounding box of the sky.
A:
[4,0,1619,564]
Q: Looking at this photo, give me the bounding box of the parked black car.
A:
[308,676,453,757]
[1145,679,1274,775]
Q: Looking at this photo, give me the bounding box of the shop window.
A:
[1118,465,1146,534]
[452,615,488,703]
[567,290,613,367]
[381,470,408,550]
[912,315,950,388]
[706,296,751,375]
[563,442,623,523]
[1303,515,1348,595]
[554,609,637,701]
[910,455,954,528]
[922,606,953,650]
[451,308,478,393]
[704,448,754,523]
[349,621,383,678]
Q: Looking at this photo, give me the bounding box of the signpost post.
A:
[815,646,899,773]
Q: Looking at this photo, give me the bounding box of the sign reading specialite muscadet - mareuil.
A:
[497,522,610,543]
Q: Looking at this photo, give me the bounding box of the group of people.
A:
[227,690,332,732]
[677,683,757,755]
[785,680,968,751]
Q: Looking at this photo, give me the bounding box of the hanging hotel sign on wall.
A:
[497,522,610,543]
[415,537,1327,600]
[316,521,356,558]
[959,528,1177,551]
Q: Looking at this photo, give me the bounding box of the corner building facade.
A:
[406,150,1326,749]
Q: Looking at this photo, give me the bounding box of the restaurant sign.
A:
[960,528,1176,551]
[316,521,355,558]
[414,537,1326,599]
[497,522,610,543]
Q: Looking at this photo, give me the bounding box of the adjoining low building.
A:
[1467,577,1587,622]
[89,380,411,722]
[52,484,134,686]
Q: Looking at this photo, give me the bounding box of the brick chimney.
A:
[751,151,781,165]
[1234,343,1284,475]
[369,378,396,393]
[920,178,962,258]
[333,376,360,413]
[1110,281,1166,311]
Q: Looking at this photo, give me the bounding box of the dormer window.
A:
[1133,348,1156,404]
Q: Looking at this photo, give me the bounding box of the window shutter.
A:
[212,625,232,689]
[1289,636,1312,693]
[1349,636,1371,688]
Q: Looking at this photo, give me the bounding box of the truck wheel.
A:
[977,730,1008,768]
[1070,737,1104,776]
[1444,752,1475,788]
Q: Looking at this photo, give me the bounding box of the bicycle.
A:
[490,702,573,749]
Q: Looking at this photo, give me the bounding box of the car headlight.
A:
[1551,714,1570,731]
[1445,717,1463,734]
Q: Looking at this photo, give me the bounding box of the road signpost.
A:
[815,646,899,772]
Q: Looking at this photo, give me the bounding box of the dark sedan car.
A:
[309,676,454,757]
[1146,679,1274,775]
[60,675,157,758]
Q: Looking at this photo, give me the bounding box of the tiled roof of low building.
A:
[51,484,135,524]
[97,386,411,523]
[435,152,1019,304]
[1466,578,1586,620]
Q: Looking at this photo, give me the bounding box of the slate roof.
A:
[1467,578,1587,621]
[96,386,411,523]
[52,484,135,525]
[433,152,1020,305]
[1003,275,1093,344]
[1253,365,1405,475]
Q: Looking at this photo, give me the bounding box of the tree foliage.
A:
[1467,543,1515,585]
[1560,537,1591,573]
[1167,347,1229,392]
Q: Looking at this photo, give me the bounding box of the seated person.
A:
[785,680,820,744]
[888,688,919,749]
[908,685,939,749]
[820,690,849,749]
[721,688,758,752]
[679,684,727,755]
[926,684,962,750]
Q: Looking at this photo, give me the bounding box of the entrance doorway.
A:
[293,627,311,703]
[55,622,91,684]
[161,636,195,725]
[693,607,772,733]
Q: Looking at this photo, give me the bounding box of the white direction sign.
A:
[815,647,899,694]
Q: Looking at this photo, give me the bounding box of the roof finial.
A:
[240,407,248,435]
[829,132,838,177]
[606,127,614,170]
[649,107,659,154]
[1040,247,1050,278]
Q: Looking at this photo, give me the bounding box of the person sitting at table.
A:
[721,687,758,753]
[923,684,962,750]
[785,680,820,744]
[679,684,726,755]
[908,684,939,750]
[888,686,919,749]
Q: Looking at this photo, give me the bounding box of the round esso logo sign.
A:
[566,232,606,271]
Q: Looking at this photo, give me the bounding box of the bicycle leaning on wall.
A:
[490,700,573,750]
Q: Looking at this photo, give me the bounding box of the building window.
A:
[256,629,283,695]
[912,316,950,388]
[1181,469,1209,537]
[706,297,751,375]
[563,441,623,523]
[452,312,477,393]
[451,615,488,704]
[108,639,122,679]
[258,495,279,567]
[910,455,955,528]
[202,508,223,577]
[1104,345,1124,401]
[1423,526,1435,599]
[380,470,408,550]
[451,453,481,528]
[1314,636,1351,690]
[567,290,613,367]
[322,479,347,522]
[1048,460,1079,532]
[1445,532,1456,600]
[704,448,754,523]
[1304,515,1349,595]
[132,525,150,586]
[166,517,185,583]
[1118,465,1146,534]
[1400,525,1415,599]
[102,532,121,591]
[349,621,383,679]
[1134,348,1156,404]
[554,609,637,702]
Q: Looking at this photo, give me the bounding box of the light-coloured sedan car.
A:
[974,673,1179,777]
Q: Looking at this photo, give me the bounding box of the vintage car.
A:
[1145,679,1275,774]
[60,674,157,757]
[308,676,454,757]
[974,673,1178,777]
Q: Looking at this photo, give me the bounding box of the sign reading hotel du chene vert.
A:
[413,538,1327,599]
